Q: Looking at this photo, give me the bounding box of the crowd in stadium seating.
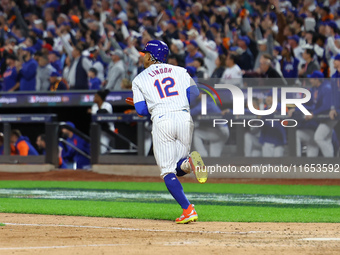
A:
[0,0,339,91]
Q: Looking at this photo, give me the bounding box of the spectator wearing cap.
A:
[102,49,125,91]
[305,70,334,157]
[215,6,229,27]
[48,50,62,74]
[281,45,300,79]
[236,36,254,71]
[60,122,90,169]
[287,35,304,67]
[299,48,320,78]
[220,54,243,87]
[29,28,43,51]
[164,20,179,42]
[210,23,221,39]
[186,66,198,82]
[36,55,56,91]
[3,54,18,92]
[49,71,67,91]
[253,37,272,71]
[211,55,227,79]
[170,39,185,67]
[179,31,188,41]
[88,67,101,90]
[185,40,203,67]
[17,47,38,91]
[88,46,105,82]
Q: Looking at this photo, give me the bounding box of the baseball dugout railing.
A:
[0,114,59,166]
[90,113,340,167]
[91,114,148,165]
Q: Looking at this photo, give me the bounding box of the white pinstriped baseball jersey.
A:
[132,63,194,176]
[132,63,191,119]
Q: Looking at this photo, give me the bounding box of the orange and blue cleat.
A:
[175,204,198,224]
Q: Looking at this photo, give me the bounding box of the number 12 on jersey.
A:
[154,77,178,99]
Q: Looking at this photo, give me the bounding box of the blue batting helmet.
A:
[142,40,169,63]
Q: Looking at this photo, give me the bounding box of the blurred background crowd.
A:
[0,0,339,91]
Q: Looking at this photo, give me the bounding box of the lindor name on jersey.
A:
[148,67,173,77]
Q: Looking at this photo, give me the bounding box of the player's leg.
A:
[305,130,319,157]
[175,113,206,180]
[209,126,229,157]
[173,111,199,223]
[100,133,110,154]
[296,129,308,157]
[273,145,284,157]
[152,114,196,223]
[252,134,262,157]
[262,142,274,157]
[193,128,208,157]
[174,112,195,176]
[244,132,253,157]
[314,122,335,157]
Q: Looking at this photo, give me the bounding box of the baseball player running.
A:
[132,40,206,224]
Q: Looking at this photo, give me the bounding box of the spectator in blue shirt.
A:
[18,47,38,91]
[3,54,18,91]
[88,67,101,90]
[61,122,90,169]
[185,40,203,67]
[281,45,299,79]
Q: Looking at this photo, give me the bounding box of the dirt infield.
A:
[1,169,340,185]
[0,213,339,255]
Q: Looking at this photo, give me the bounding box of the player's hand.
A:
[305,113,313,120]
[125,97,134,106]
[221,109,230,115]
[329,109,338,120]
[288,108,295,117]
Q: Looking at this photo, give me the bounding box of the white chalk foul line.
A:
[0,244,127,251]
[3,222,268,235]
[300,238,340,241]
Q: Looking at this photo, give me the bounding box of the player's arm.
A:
[16,141,29,156]
[313,87,332,116]
[186,77,199,104]
[132,81,150,117]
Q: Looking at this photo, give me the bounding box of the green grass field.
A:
[0,180,339,222]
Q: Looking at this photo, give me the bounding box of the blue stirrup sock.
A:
[164,173,190,209]
[176,158,187,177]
